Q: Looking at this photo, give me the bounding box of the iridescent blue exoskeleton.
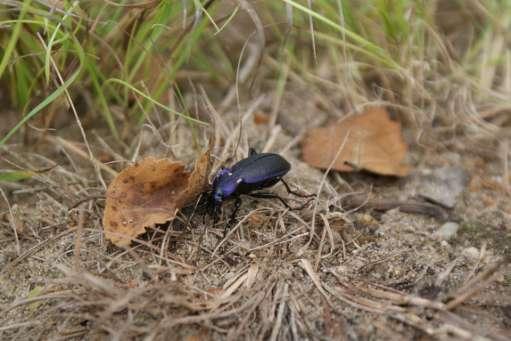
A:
[206,148,315,228]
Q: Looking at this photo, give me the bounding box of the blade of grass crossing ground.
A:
[0,170,35,182]
[12,53,32,109]
[135,14,211,122]
[104,78,207,126]
[0,67,81,146]
[0,0,32,79]
[42,2,77,85]
[126,2,176,84]
[282,0,401,70]
[376,0,410,43]
[85,60,119,139]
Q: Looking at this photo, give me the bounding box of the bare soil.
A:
[1,107,510,340]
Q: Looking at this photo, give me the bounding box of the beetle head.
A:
[213,188,224,204]
[210,166,242,206]
[211,167,230,205]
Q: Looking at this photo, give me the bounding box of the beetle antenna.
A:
[233,118,243,161]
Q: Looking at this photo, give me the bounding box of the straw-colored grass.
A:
[1,1,510,339]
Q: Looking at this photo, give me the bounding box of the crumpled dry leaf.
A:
[180,151,212,204]
[302,106,410,176]
[103,151,211,247]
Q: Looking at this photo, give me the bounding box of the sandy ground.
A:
[1,104,510,340]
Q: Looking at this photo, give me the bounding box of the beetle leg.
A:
[291,196,316,210]
[225,196,242,236]
[186,192,205,230]
[212,203,220,227]
[247,192,312,211]
[248,148,258,156]
[202,203,212,226]
[280,179,316,198]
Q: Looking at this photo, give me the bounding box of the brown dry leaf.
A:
[253,111,270,125]
[184,329,210,341]
[103,151,211,247]
[179,150,212,205]
[302,106,410,176]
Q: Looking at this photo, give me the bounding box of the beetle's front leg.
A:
[186,192,206,230]
[225,196,242,237]
[212,203,221,227]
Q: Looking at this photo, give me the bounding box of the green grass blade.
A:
[105,78,207,126]
[0,170,35,182]
[0,0,32,79]
[85,61,119,139]
[42,3,77,85]
[0,67,81,146]
[282,0,401,70]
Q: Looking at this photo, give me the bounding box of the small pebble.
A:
[462,246,480,261]
[434,222,460,240]
[417,166,469,208]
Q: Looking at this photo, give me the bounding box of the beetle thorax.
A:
[212,168,242,202]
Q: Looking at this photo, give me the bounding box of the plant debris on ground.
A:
[1,1,510,340]
[103,150,211,247]
[302,106,410,176]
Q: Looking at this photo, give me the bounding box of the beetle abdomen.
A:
[231,153,290,184]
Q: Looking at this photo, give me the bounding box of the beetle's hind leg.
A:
[280,179,316,199]
[248,192,313,211]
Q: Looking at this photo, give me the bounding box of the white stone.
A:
[462,247,480,261]
[434,222,460,240]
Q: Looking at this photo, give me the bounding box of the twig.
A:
[0,187,20,255]
[446,260,504,310]
[46,135,118,177]
[0,321,40,331]
[0,227,74,275]
[340,193,449,220]
[503,140,510,194]
[37,32,107,189]
[269,282,288,341]
[300,130,351,255]
[298,259,331,304]
[72,201,90,271]
[69,195,105,210]
[2,291,74,314]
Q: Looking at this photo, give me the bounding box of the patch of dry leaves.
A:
[302,106,410,176]
[102,151,211,247]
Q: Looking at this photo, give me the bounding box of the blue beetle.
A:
[212,150,290,203]
[207,149,314,226]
